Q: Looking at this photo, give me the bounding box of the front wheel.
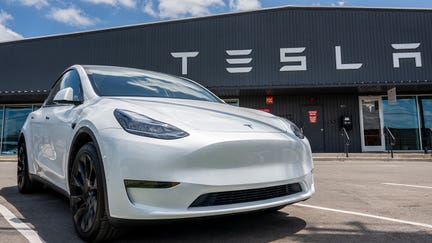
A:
[17,141,36,193]
[69,142,118,242]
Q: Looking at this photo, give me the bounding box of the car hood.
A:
[102,97,289,133]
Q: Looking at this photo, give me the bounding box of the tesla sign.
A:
[171,43,422,75]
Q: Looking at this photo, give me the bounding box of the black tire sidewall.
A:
[17,142,31,193]
[70,142,107,241]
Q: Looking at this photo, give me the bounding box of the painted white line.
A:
[0,204,45,243]
[295,203,432,229]
[382,183,432,189]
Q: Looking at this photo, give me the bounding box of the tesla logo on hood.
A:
[243,124,253,129]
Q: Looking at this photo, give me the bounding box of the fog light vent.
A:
[124,180,179,189]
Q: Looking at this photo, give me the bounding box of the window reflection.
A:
[382,97,420,150]
[1,107,33,154]
[362,99,382,146]
[85,66,221,103]
[0,107,3,153]
[419,97,432,150]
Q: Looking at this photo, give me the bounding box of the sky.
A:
[1,0,432,42]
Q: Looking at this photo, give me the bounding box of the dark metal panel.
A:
[1,7,432,92]
[239,93,361,153]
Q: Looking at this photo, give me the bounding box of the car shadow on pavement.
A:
[289,221,432,243]
[0,185,307,243]
[0,185,82,242]
[4,185,430,243]
[119,211,306,242]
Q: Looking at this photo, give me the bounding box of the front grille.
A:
[189,183,302,207]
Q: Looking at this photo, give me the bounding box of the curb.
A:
[0,156,17,162]
[313,157,432,162]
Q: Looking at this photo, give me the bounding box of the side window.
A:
[61,70,83,102]
[44,70,83,106]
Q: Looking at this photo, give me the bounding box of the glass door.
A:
[359,97,385,151]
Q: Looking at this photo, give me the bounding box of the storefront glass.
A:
[1,106,33,154]
[0,107,3,151]
[419,96,432,150]
[361,99,383,147]
[382,97,420,150]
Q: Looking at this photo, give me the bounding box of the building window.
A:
[382,96,420,150]
[419,96,432,150]
[0,104,41,155]
[1,106,33,154]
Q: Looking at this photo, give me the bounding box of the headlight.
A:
[280,118,304,139]
[290,122,305,139]
[114,109,189,139]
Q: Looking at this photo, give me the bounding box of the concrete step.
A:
[313,153,432,162]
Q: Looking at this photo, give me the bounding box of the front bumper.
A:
[98,128,314,220]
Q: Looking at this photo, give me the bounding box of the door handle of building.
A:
[45,116,50,120]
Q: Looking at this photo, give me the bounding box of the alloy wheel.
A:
[70,153,98,233]
[17,145,26,189]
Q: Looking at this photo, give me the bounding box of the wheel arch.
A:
[68,126,111,216]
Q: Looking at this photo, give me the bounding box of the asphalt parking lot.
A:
[1,159,431,243]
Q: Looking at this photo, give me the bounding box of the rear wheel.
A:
[17,141,36,193]
[69,142,118,242]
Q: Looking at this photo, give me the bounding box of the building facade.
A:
[0,6,431,154]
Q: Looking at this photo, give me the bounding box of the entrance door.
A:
[302,106,324,152]
[359,97,385,151]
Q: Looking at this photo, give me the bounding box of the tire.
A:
[69,142,118,242]
[17,141,36,193]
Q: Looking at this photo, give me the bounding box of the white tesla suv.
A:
[18,65,314,242]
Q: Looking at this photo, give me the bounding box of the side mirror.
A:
[53,87,82,105]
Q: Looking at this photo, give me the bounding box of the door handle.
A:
[45,116,50,120]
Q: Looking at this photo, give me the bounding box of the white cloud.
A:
[229,0,261,11]
[118,0,136,8]
[0,10,13,25]
[142,0,157,17]
[338,1,345,6]
[0,10,23,42]
[47,7,97,27]
[143,0,225,19]
[12,0,49,9]
[81,0,137,8]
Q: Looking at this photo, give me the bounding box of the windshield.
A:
[84,66,221,103]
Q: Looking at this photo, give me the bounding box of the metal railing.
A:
[384,126,396,158]
[341,127,351,158]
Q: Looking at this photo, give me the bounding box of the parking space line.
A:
[381,183,432,189]
[295,203,432,229]
[0,204,45,243]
